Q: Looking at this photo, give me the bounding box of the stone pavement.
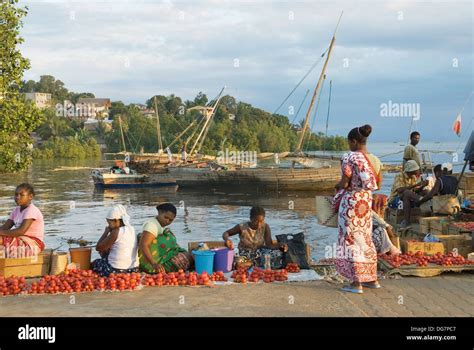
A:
[0,273,472,317]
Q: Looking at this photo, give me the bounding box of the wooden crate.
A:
[0,249,52,278]
[400,239,445,256]
[458,173,474,191]
[434,234,472,257]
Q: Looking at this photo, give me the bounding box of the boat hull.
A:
[166,167,340,191]
[91,170,177,188]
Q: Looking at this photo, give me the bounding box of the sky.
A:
[17,0,473,143]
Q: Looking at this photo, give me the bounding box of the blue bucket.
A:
[192,250,216,274]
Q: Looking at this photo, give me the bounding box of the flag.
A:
[452,113,461,136]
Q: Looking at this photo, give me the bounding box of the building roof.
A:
[77,98,111,107]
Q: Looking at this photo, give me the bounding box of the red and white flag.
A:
[452,113,461,136]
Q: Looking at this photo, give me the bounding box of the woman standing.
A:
[334,125,379,294]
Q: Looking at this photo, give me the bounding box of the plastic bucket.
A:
[192,250,215,274]
[69,247,92,270]
[212,247,234,272]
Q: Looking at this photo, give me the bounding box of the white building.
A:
[25,92,52,109]
[77,98,111,118]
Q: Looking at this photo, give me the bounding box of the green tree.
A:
[194,92,208,106]
[0,0,44,172]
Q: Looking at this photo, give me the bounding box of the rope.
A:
[289,89,310,126]
[273,49,329,115]
[303,76,326,152]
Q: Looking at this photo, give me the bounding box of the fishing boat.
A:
[91,115,178,188]
[91,168,177,188]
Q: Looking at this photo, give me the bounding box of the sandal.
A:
[361,282,381,289]
[340,285,364,294]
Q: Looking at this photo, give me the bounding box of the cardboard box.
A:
[188,241,226,253]
[434,234,472,257]
[429,217,452,235]
[0,249,52,278]
[400,239,445,256]
[387,208,423,226]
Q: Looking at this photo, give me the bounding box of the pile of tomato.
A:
[286,263,300,273]
[142,270,215,287]
[209,271,227,282]
[231,267,249,283]
[0,276,27,296]
[247,267,288,283]
[379,252,474,268]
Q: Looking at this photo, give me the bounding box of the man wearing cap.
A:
[403,131,422,169]
[388,160,429,229]
[442,162,453,175]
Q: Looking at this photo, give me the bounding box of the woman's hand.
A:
[224,239,234,250]
[279,243,288,252]
[153,263,165,274]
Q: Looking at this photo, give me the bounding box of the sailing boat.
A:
[163,16,343,191]
[128,88,226,173]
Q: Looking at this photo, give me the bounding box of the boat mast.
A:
[295,12,342,153]
[189,86,226,156]
[166,120,197,150]
[154,96,163,153]
[118,115,127,153]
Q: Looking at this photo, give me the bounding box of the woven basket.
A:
[49,251,69,275]
[316,196,338,228]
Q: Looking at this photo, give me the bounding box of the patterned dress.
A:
[335,152,378,283]
[138,227,192,273]
[237,222,283,269]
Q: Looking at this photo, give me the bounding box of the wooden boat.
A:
[91,168,176,188]
[167,164,340,191]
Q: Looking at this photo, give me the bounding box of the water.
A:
[0,141,467,261]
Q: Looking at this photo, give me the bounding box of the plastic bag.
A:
[276,232,310,269]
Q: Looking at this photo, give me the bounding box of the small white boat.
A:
[91,168,177,188]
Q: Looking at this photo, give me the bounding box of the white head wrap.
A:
[106,204,130,227]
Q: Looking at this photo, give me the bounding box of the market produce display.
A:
[286,263,301,273]
[379,252,474,268]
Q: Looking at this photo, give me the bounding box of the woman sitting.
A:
[138,203,193,273]
[222,206,287,269]
[0,183,44,258]
[92,205,139,276]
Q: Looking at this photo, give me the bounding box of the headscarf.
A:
[106,204,131,227]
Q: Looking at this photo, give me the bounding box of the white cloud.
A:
[17,0,473,141]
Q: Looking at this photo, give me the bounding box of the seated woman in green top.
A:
[138,203,194,273]
[222,206,287,269]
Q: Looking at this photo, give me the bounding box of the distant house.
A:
[132,103,158,118]
[228,113,236,121]
[83,118,113,132]
[25,93,52,109]
[77,98,111,118]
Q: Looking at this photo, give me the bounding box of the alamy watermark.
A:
[380,100,420,120]
[55,102,98,118]
[217,149,257,167]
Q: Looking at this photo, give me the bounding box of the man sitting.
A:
[388,160,429,230]
[416,164,458,207]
